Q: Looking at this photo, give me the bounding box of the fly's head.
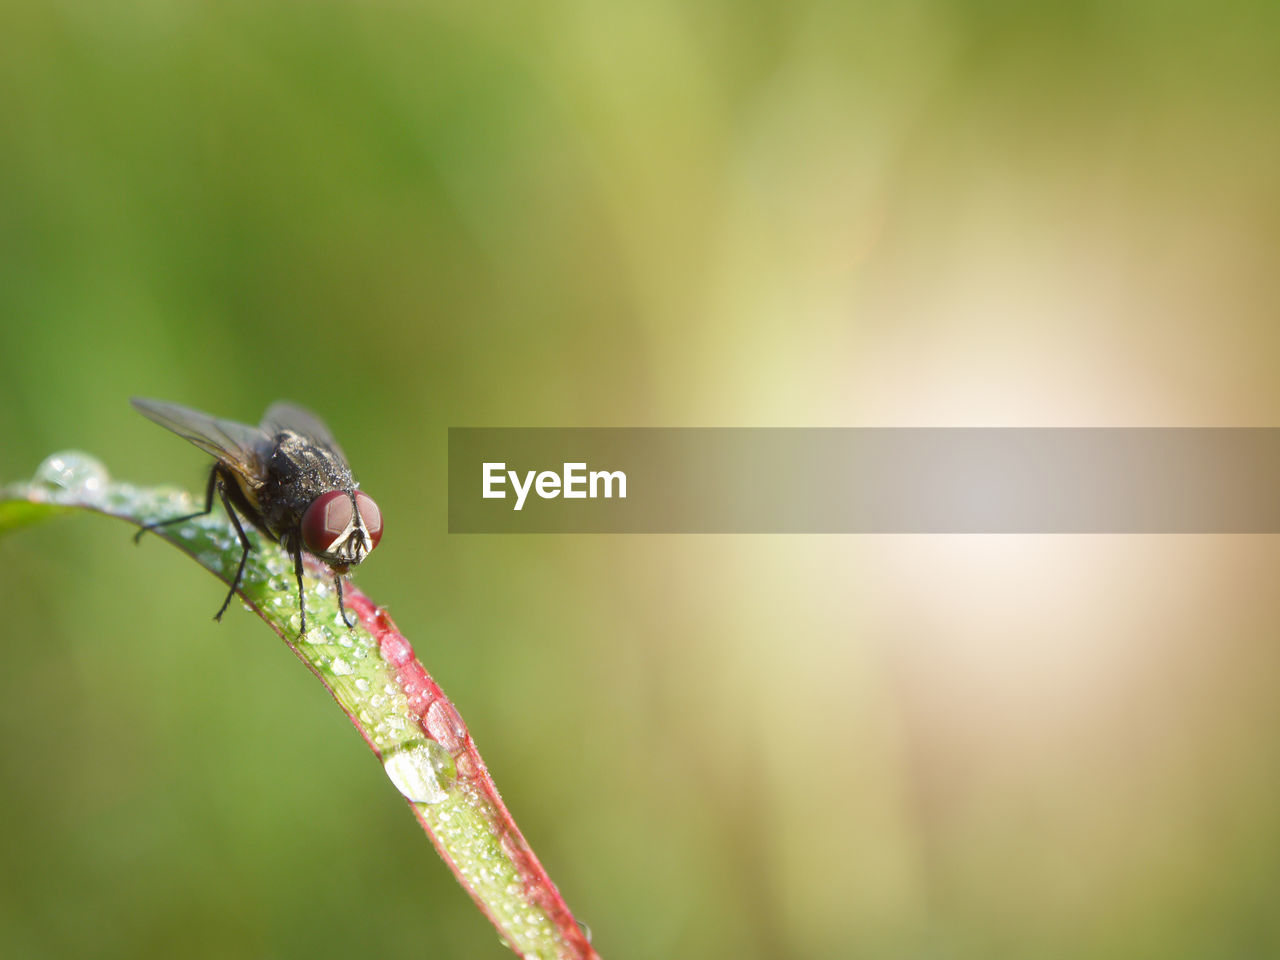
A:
[301,489,383,570]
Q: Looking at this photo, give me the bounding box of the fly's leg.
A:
[335,573,356,629]
[134,468,217,544]
[291,541,308,636]
[290,550,353,635]
[215,480,253,622]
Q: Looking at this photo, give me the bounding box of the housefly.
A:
[131,398,383,635]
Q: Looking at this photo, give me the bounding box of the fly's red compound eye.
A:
[354,491,382,549]
[301,490,353,554]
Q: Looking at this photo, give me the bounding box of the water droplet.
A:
[383,740,456,804]
[499,829,527,864]
[354,678,370,693]
[425,699,468,753]
[576,920,593,944]
[33,451,109,498]
[379,633,413,666]
[330,657,353,676]
[454,752,477,779]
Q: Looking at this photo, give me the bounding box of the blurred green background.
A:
[3,1,1280,958]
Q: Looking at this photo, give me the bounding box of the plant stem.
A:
[3,453,599,960]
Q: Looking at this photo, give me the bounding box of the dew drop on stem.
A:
[33,451,109,499]
[425,698,468,753]
[383,740,456,804]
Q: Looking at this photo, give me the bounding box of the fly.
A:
[131,398,383,635]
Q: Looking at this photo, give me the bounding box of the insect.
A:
[131,398,383,635]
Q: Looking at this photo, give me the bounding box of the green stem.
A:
[3,452,598,960]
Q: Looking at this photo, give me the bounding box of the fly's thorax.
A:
[259,430,355,536]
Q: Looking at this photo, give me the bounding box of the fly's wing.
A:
[131,397,271,484]
[261,401,348,464]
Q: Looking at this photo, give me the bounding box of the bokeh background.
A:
[3,2,1280,958]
